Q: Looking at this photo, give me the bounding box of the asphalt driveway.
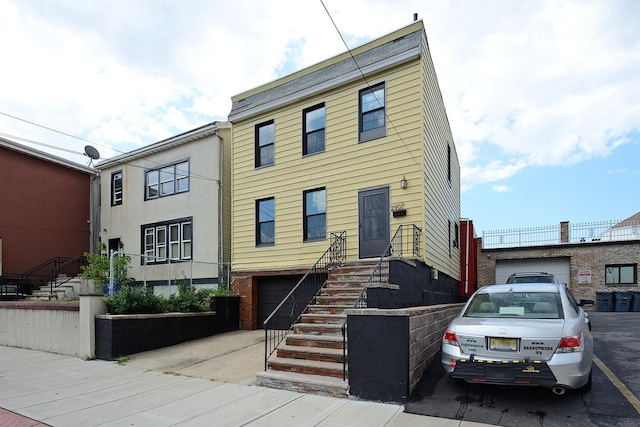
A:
[405,312,640,427]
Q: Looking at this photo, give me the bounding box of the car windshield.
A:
[464,291,563,319]
[511,276,556,283]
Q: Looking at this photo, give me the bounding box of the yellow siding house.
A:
[228,20,460,329]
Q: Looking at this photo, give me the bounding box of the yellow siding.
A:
[218,125,233,265]
[232,61,426,271]
[420,32,461,280]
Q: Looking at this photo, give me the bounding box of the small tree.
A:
[80,242,131,290]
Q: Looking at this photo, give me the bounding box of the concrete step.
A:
[256,370,348,398]
[306,304,352,315]
[299,313,346,325]
[315,295,359,306]
[276,344,345,364]
[319,287,363,297]
[266,355,346,380]
[286,333,345,350]
[292,322,344,336]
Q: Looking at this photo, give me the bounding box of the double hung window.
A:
[304,188,326,241]
[111,171,123,206]
[142,218,192,263]
[255,120,275,167]
[256,198,275,245]
[359,83,386,142]
[303,104,325,155]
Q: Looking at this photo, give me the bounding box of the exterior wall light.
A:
[400,175,407,189]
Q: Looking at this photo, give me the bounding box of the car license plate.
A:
[489,337,517,351]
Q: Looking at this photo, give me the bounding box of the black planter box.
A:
[95,296,241,361]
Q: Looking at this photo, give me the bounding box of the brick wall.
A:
[407,304,464,393]
[477,239,640,300]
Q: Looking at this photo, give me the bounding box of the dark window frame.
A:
[358,82,386,143]
[303,103,326,156]
[141,217,193,264]
[256,197,275,246]
[605,264,637,286]
[111,170,123,206]
[255,120,275,168]
[144,159,190,200]
[303,188,326,241]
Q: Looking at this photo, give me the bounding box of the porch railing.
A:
[263,231,347,370]
[341,224,422,380]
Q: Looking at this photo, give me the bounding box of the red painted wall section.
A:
[0,147,91,275]
[459,219,478,297]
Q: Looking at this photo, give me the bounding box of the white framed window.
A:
[111,171,123,206]
[142,218,193,263]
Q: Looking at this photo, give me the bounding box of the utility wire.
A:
[319,0,421,170]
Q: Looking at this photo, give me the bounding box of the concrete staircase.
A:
[256,260,388,397]
[27,275,82,300]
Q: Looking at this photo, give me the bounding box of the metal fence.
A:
[482,219,640,249]
[108,251,230,296]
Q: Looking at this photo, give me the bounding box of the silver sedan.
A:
[441,283,593,395]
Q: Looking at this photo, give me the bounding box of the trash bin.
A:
[596,291,614,312]
[632,292,640,312]
[614,291,632,312]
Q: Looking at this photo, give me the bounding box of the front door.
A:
[358,187,390,258]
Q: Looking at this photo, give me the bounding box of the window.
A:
[359,83,386,142]
[145,160,189,199]
[256,198,275,245]
[304,188,326,241]
[142,218,193,263]
[303,104,325,155]
[255,120,275,167]
[111,171,123,206]
[452,222,460,248]
[605,264,637,285]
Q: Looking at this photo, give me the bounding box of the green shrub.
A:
[166,278,207,313]
[103,285,167,315]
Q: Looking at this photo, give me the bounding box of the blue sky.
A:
[1,0,638,236]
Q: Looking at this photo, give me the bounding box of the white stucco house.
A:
[95,122,231,294]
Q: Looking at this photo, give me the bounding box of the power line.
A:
[319,0,422,170]
[0,111,220,183]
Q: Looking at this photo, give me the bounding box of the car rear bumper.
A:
[442,344,591,389]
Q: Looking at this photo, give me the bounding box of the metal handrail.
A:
[340,224,422,380]
[263,231,346,370]
[47,256,87,296]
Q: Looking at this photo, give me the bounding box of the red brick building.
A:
[0,137,98,283]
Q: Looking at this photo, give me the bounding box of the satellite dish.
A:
[84,145,100,160]
[84,145,100,166]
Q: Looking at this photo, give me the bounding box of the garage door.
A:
[258,275,303,329]
[495,258,570,286]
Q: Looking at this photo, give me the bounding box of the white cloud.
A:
[492,184,512,193]
[0,0,638,190]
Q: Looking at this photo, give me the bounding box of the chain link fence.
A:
[109,251,230,296]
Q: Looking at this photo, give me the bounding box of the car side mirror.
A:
[578,299,594,307]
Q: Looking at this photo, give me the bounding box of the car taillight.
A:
[443,330,459,346]
[556,333,583,353]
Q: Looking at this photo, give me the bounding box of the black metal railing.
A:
[47,256,87,296]
[263,231,346,370]
[340,224,422,379]
[1,256,87,298]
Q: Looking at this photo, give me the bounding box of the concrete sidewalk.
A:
[0,331,495,426]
